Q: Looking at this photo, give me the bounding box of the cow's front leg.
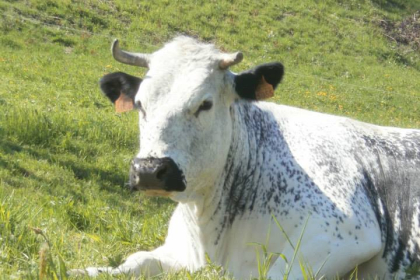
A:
[68,246,181,277]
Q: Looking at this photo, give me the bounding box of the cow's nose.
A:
[129,157,186,192]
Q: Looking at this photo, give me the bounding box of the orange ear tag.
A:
[115,92,134,113]
[255,76,274,100]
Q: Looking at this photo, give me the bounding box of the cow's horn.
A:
[219,52,243,70]
[111,39,150,68]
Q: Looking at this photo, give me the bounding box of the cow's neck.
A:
[214,102,286,227]
[181,101,287,243]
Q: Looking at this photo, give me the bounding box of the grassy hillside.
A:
[0,0,419,279]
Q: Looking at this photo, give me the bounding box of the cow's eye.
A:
[194,100,213,117]
[135,100,146,117]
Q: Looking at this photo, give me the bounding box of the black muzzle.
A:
[129,157,186,192]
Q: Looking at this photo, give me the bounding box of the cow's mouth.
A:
[143,189,173,197]
[129,157,186,193]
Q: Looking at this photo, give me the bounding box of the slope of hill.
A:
[0,0,419,278]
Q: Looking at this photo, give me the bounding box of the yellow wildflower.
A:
[329,94,337,101]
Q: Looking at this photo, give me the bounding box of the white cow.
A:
[70,36,420,279]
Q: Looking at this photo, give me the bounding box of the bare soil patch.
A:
[380,12,420,51]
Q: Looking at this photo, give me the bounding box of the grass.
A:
[0,0,419,279]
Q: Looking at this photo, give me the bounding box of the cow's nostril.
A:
[156,166,167,180]
[130,157,185,192]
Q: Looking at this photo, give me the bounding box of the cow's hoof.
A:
[67,268,88,277]
[67,267,106,277]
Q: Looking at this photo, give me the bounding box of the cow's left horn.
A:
[111,39,150,68]
[219,52,243,70]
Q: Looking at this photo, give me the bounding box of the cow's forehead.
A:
[138,37,226,105]
[139,68,217,110]
[149,36,223,69]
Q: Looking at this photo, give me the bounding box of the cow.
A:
[69,36,420,279]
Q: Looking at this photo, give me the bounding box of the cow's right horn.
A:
[219,52,244,70]
[111,39,150,68]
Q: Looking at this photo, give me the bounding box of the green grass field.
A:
[1,0,419,279]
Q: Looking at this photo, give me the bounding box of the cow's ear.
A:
[99,72,142,113]
[234,62,284,101]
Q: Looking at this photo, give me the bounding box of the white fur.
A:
[70,37,420,279]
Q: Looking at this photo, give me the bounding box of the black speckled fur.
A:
[213,101,420,276]
[356,132,420,272]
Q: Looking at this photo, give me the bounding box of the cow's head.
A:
[100,37,283,202]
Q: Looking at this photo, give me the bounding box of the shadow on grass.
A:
[0,137,173,208]
[0,140,44,185]
[376,49,420,71]
[371,0,420,14]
